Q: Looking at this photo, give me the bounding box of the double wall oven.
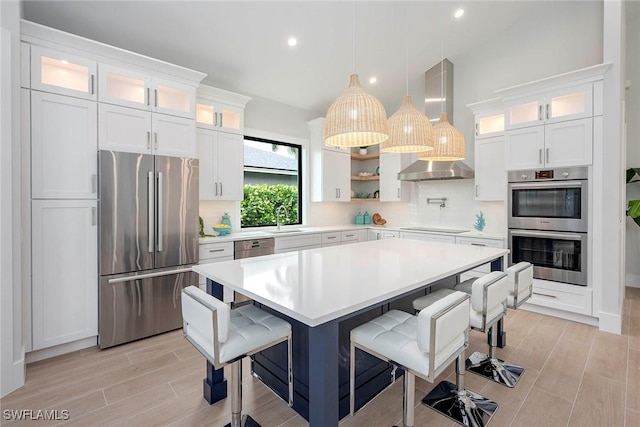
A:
[508,167,588,286]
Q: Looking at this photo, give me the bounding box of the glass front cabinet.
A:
[31,46,97,100]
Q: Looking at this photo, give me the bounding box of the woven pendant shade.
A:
[324,74,389,147]
[381,96,434,153]
[418,113,465,161]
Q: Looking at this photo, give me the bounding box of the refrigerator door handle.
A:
[107,267,193,283]
[157,171,163,252]
[147,171,154,253]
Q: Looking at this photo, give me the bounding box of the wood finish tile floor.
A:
[2,287,640,427]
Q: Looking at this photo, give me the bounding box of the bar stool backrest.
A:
[417,291,470,378]
[181,285,231,367]
[506,262,533,308]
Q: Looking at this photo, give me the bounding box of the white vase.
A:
[359,148,367,155]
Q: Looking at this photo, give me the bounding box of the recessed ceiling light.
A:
[369,77,377,84]
[454,8,464,19]
[287,37,297,47]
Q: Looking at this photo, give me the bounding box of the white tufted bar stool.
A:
[181,286,293,427]
[506,262,533,309]
[455,271,525,388]
[350,291,498,427]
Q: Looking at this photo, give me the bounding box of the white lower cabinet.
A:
[400,231,456,243]
[368,229,399,240]
[455,236,505,281]
[198,242,234,303]
[98,103,196,157]
[274,233,322,253]
[340,229,367,245]
[527,279,592,316]
[31,199,98,350]
[321,232,341,247]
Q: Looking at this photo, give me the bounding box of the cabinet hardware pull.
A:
[91,174,97,193]
[345,234,354,237]
[470,243,486,246]
[147,131,151,149]
[215,182,218,196]
[220,182,223,196]
[538,105,543,121]
[154,132,158,150]
[214,112,218,127]
[546,148,549,163]
[327,236,336,239]
[219,113,223,127]
[209,248,225,253]
[90,75,95,95]
[532,291,557,299]
[91,207,96,225]
[154,89,158,107]
[539,148,542,165]
[146,88,150,106]
[475,123,479,136]
[475,185,479,197]
[546,104,550,120]
[397,188,400,198]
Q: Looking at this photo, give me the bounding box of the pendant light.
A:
[324,3,389,148]
[418,27,465,161]
[381,7,434,154]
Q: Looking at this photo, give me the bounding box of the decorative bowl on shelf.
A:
[212,224,232,236]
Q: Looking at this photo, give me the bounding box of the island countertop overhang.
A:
[192,239,509,327]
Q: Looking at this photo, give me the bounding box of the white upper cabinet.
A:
[467,98,506,201]
[98,64,196,119]
[196,85,251,134]
[31,46,97,100]
[196,128,244,201]
[31,91,97,199]
[504,83,593,131]
[497,64,610,171]
[308,118,351,202]
[98,103,196,157]
[379,153,412,202]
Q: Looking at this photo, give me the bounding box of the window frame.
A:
[241,135,303,229]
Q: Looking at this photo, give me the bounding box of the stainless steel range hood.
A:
[398,59,474,181]
[397,160,474,181]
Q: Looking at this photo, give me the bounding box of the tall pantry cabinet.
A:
[21,20,206,357]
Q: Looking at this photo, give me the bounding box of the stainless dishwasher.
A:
[233,238,275,305]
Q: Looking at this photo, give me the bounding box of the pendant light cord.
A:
[405,4,409,95]
[440,20,445,115]
[352,1,356,74]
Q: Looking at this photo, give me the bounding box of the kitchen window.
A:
[241,136,302,228]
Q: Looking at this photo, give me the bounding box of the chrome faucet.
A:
[276,205,289,230]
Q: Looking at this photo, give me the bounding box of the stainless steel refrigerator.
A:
[98,150,199,349]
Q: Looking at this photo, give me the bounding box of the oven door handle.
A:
[509,180,584,190]
[510,229,583,241]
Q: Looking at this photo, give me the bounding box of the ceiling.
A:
[23,1,558,116]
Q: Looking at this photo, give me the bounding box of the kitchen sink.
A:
[401,227,470,234]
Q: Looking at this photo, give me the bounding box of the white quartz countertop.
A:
[199,224,504,243]
[192,239,509,326]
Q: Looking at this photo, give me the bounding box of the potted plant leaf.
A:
[627,168,640,227]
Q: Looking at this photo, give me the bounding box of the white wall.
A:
[1,0,25,398]
[220,2,605,235]
[625,1,640,287]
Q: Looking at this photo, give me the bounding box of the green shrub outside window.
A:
[241,184,299,227]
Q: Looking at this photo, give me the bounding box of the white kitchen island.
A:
[192,238,509,427]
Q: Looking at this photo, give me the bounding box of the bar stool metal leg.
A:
[403,371,415,427]
[225,359,260,427]
[465,324,524,388]
[422,354,498,427]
